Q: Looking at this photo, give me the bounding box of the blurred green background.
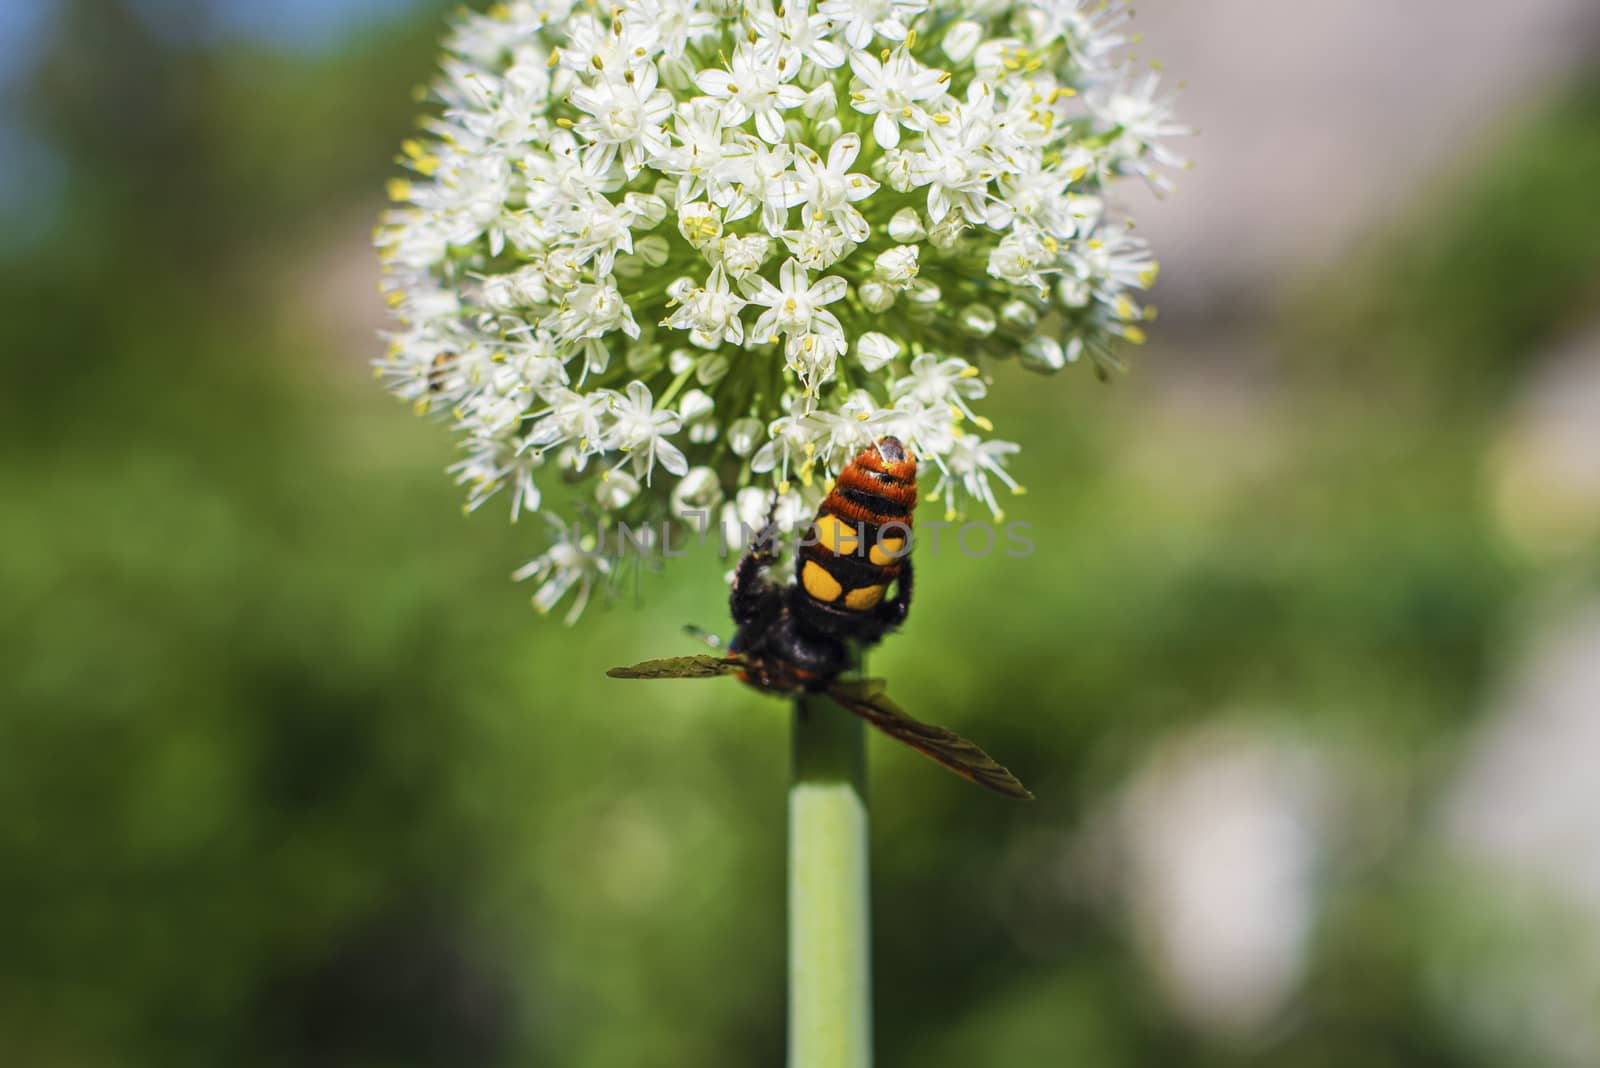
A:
[4,1,1600,1065]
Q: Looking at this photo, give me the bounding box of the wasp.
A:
[608,436,1033,800]
[426,351,458,393]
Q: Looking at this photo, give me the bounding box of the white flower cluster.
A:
[378,0,1186,621]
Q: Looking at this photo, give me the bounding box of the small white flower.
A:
[942,20,983,63]
[820,0,929,50]
[714,137,803,233]
[1026,0,1132,73]
[622,0,718,60]
[877,395,956,457]
[803,83,839,122]
[751,411,824,487]
[677,199,723,249]
[861,244,919,311]
[745,259,848,359]
[891,352,988,425]
[666,265,747,349]
[874,245,919,287]
[847,47,947,149]
[751,0,846,70]
[514,519,611,625]
[1088,68,1191,193]
[781,218,855,271]
[606,380,688,483]
[942,435,1022,518]
[794,134,879,243]
[715,233,772,279]
[695,45,808,145]
[811,390,882,470]
[1021,335,1069,373]
[568,61,674,177]
[549,279,640,343]
[658,99,736,204]
[987,226,1055,293]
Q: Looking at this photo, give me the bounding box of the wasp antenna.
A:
[684,624,724,650]
[762,487,781,532]
[752,489,786,560]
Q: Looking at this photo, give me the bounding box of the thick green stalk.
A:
[788,690,872,1068]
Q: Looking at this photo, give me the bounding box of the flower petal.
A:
[809,274,847,305]
[656,440,689,477]
[695,69,734,96]
[873,111,900,149]
[827,133,860,171]
[779,257,806,294]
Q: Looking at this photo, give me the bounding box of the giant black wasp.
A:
[608,436,1033,800]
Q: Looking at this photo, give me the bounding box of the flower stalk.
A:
[789,687,872,1068]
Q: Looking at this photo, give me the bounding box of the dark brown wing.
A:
[827,679,1035,800]
[606,654,747,680]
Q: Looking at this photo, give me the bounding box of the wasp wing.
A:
[826,679,1035,800]
[606,654,746,680]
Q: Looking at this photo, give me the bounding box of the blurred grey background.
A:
[3,1,1599,1065]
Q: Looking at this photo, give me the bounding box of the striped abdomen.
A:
[795,437,916,627]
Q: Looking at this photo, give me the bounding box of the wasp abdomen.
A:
[795,437,917,629]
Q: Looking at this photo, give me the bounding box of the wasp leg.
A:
[731,551,782,625]
[877,557,914,629]
[731,500,785,628]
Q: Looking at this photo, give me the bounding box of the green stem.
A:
[788,688,872,1068]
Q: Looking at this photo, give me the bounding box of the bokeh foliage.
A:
[2,3,1598,1066]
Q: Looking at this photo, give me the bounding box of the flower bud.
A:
[727,417,763,457]
[625,341,663,375]
[856,332,901,372]
[1021,336,1067,374]
[928,212,966,249]
[859,281,895,313]
[695,351,730,385]
[623,192,668,229]
[874,245,920,288]
[718,234,770,279]
[680,388,718,443]
[803,83,837,121]
[1057,275,1091,308]
[999,299,1039,333]
[677,201,722,249]
[888,207,926,243]
[960,303,997,337]
[596,471,641,510]
[634,234,670,266]
[943,20,982,62]
[671,466,723,526]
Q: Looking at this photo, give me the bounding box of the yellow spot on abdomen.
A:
[843,584,886,611]
[802,561,843,603]
[814,514,861,557]
[868,537,906,566]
